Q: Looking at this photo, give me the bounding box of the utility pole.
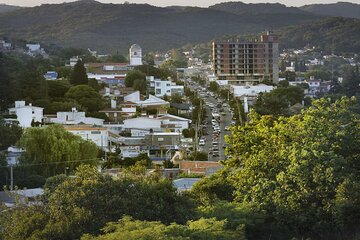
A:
[235,97,244,126]
[193,100,202,157]
[10,165,13,191]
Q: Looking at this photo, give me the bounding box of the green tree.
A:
[18,60,48,102]
[81,216,246,240]
[70,59,88,85]
[132,79,147,94]
[253,86,304,116]
[283,70,296,81]
[0,165,196,240]
[170,93,184,103]
[18,125,99,177]
[106,54,127,63]
[47,80,71,99]
[124,70,145,87]
[65,85,104,112]
[0,118,23,150]
[209,81,219,92]
[191,170,235,202]
[342,65,360,97]
[225,97,360,238]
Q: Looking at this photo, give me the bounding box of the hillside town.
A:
[2,30,359,197]
[0,1,360,238]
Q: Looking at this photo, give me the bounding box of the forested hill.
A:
[279,17,360,53]
[188,16,360,61]
[0,0,320,53]
[209,1,307,15]
[0,4,22,13]
[301,2,360,19]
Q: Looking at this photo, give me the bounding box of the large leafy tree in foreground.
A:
[18,125,99,177]
[225,97,360,239]
[0,165,196,240]
[81,216,246,240]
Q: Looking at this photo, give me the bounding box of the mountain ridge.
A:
[0,1,358,53]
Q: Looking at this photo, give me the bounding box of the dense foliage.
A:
[225,97,360,239]
[18,125,99,177]
[0,118,22,150]
[70,59,88,85]
[81,216,246,240]
[0,165,196,240]
[253,85,304,116]
[0,0,321,52]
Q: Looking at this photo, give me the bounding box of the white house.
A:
[157,114,191,132]
[154,80,184,97]
[48,107,104,125]
[64,125,109,149]
[8,101,43,128]
[123,117,162,132]
[124,91,170,115]
[26,44,41,52]
[230,84,274,98]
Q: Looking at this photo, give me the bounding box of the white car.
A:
[199,139,205,146]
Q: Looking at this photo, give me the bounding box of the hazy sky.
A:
[1,0,360,7]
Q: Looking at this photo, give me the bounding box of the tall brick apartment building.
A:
[212,31,279,85]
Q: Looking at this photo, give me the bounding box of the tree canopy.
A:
[65,85,104,112]
[81,216,246,240]
[124,70,146,88]
[18,125,99,177]
[70,59,88,85]
[225,97,360,238]
[0,165,196,240]
[253,85,304,116]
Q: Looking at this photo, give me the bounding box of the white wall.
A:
[67,129,109,148]
[123,118,162,130]
[231,85,274,97]
[9,104,43,128]
[155,81,172,97]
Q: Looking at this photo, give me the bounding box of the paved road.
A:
[198,93,232,162]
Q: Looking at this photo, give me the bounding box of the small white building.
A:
[8,101,43,128]
[64,125,109,149]
[231,84,274,98]
[123,117,162,132]
[157,114,191,131]
[48,108,104,125]
[26,44,41,52]
[129,44,142,66]
[154,80,184,97]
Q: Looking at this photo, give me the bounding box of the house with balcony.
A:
[124,91,169,116]
[144,132,182,162]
